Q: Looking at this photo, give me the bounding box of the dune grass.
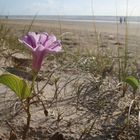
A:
[0,15,139,140]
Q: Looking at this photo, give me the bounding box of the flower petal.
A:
[27,32,40,48]
[44,34,57,48]
[39,33,49,45]
[18,38,34,51]
[19,32,40,49]
[46,40,62,53]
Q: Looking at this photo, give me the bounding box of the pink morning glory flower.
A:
[19,32,62,73]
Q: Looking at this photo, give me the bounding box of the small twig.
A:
[37,71,54,95]
[5,120,16,133]
[78,118,97,140]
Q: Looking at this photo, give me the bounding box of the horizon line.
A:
[0,14,140,17]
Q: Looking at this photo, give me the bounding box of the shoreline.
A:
[1,14,140,24]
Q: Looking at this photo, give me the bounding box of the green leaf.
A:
[125,76,139,90]
[0,73,30,99]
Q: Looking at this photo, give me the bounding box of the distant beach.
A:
[1,18,140,57]
[1,15,140,24]
[1,17,140,37]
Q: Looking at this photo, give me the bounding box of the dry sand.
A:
[0,19,140,139]
[3,19,140,54]
[2,19,140,35]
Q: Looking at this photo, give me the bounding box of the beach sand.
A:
[0,19,140,139]
[2,19,140,54]
[2,19,140,36]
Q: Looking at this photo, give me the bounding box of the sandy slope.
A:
[0,19,140,139]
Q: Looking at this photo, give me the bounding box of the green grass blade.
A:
[0,74,30,99]
[125,76,139,90]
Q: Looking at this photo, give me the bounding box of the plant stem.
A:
[22,98,31,140]
[22,71,37,140]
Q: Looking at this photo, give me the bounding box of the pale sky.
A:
[0,0,140,16]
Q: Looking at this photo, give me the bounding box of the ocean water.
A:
[0,15,140,23]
